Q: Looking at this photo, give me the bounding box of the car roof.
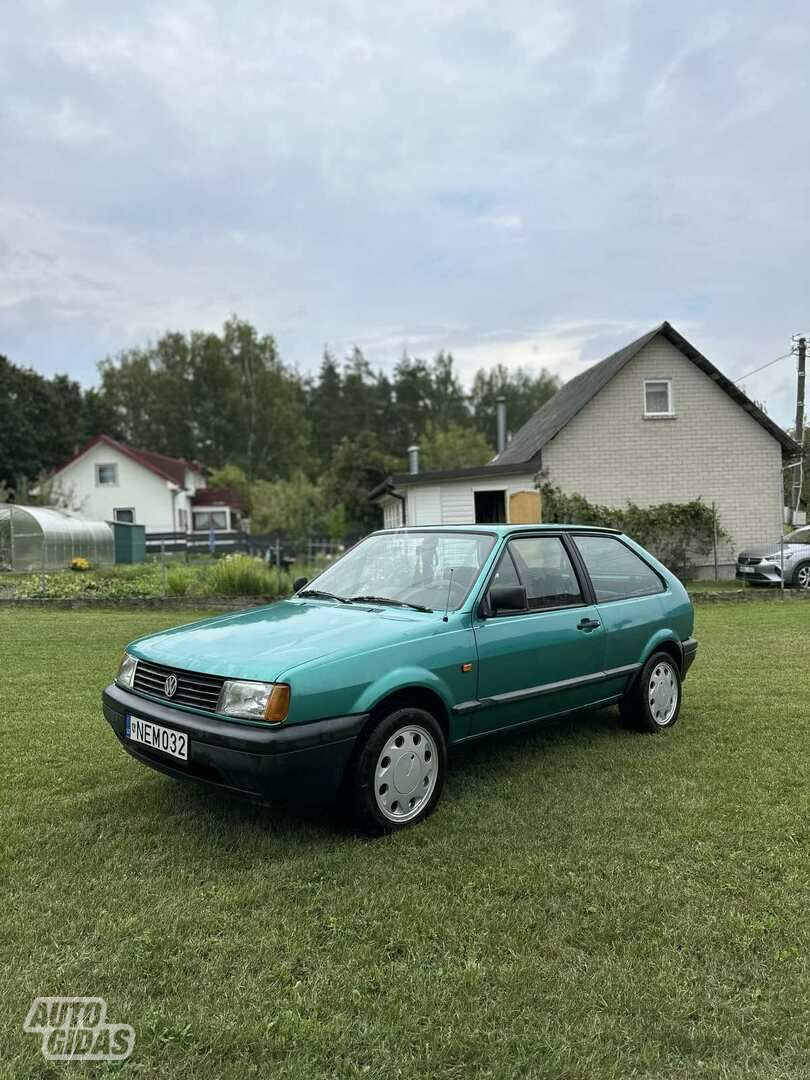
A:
[374,523,622,536]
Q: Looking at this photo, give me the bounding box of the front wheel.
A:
[620,651,682,733]
[793,561,810,590]
[348,707,446,835]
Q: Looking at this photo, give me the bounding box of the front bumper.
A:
[681,638,698,678]
[736,559,782,584]
[102,683,367,804]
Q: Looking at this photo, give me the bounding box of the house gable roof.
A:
[53,434,206,487]
[491,321,801,464]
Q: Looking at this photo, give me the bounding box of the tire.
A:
[348,706,447,835]
[793,561,810,590]
[620,651,682,733]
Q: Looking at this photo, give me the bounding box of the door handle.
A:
[577,617,601,631]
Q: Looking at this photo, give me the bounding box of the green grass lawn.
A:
[1,605,809,1079]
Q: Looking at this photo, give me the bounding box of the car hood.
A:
[128,598,433,681]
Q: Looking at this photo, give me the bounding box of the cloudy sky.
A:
[2,0,809,426]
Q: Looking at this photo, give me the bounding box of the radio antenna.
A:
[442,568,455,622]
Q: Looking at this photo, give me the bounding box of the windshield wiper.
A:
[347,595,433,613]
[297,588,351,604]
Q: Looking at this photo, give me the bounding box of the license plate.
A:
[738,565,753,573]
[125,714,188,761]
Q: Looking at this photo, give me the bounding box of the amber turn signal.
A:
[264,684,291,723]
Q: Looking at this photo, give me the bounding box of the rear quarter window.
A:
[573,535,664,603]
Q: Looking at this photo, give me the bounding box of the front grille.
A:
[738,556,762,565]
[132,659,225,712]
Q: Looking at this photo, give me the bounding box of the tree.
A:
[97,317,311,480]
[0,355,92,494]
[322,433,400,537]
[426,351,469,430]
[419,422,494,471]
[208,465,253,515]
[389,354,434,450]
[250,473,325,543]
[307,350,344,468]
[470,365,560,448]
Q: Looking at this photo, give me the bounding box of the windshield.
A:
[303,530,496,612]
[785,528,810,545]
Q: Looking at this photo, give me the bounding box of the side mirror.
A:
[292,575,308,593]
[487,584,528,614]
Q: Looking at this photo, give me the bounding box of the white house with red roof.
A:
[49,434,242,537]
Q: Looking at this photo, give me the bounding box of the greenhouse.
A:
[0,506,114,572]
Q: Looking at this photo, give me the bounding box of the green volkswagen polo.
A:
[103,525,697,833]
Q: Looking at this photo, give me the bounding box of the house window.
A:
[192,510,228,532]
[96,462,118,486]
[643,379,674,417]
[474,490,506,523]
[113,508,134,523]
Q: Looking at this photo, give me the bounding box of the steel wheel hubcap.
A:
[648,661,678,726]
[374,724,438,823]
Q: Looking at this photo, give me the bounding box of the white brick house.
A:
[48,434,242,537]
[370,322,801,577]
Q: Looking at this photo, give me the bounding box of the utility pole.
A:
[793,336,806,520]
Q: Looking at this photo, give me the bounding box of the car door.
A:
[569,533,667,693]
[469,534,608,737]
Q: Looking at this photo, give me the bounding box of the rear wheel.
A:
[620,651,682,733]
[348,707,447,835]
[794,561,810,590]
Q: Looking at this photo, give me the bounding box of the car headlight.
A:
[117,652,138,689]
[216,680,290,723]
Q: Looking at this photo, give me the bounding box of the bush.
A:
[538,483,729,580]
[69,557,90,572]
[207,554,289,596]
[166,566,193,596]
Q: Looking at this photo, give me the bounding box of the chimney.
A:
[496,396,507,454]
[408,444,420,474]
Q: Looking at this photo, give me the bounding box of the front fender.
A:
[352,665,457,717]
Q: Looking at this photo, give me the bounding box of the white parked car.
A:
[736,527,810,588]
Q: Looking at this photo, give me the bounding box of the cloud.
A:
[0,0,808,428]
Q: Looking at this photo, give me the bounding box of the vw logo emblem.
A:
[164,674,178,698]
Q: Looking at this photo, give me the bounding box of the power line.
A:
[733,350,794,384]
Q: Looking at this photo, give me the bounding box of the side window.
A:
[573,535,664,602]
[509,537,584,610]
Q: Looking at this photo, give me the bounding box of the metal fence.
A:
[144,531,346,586]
